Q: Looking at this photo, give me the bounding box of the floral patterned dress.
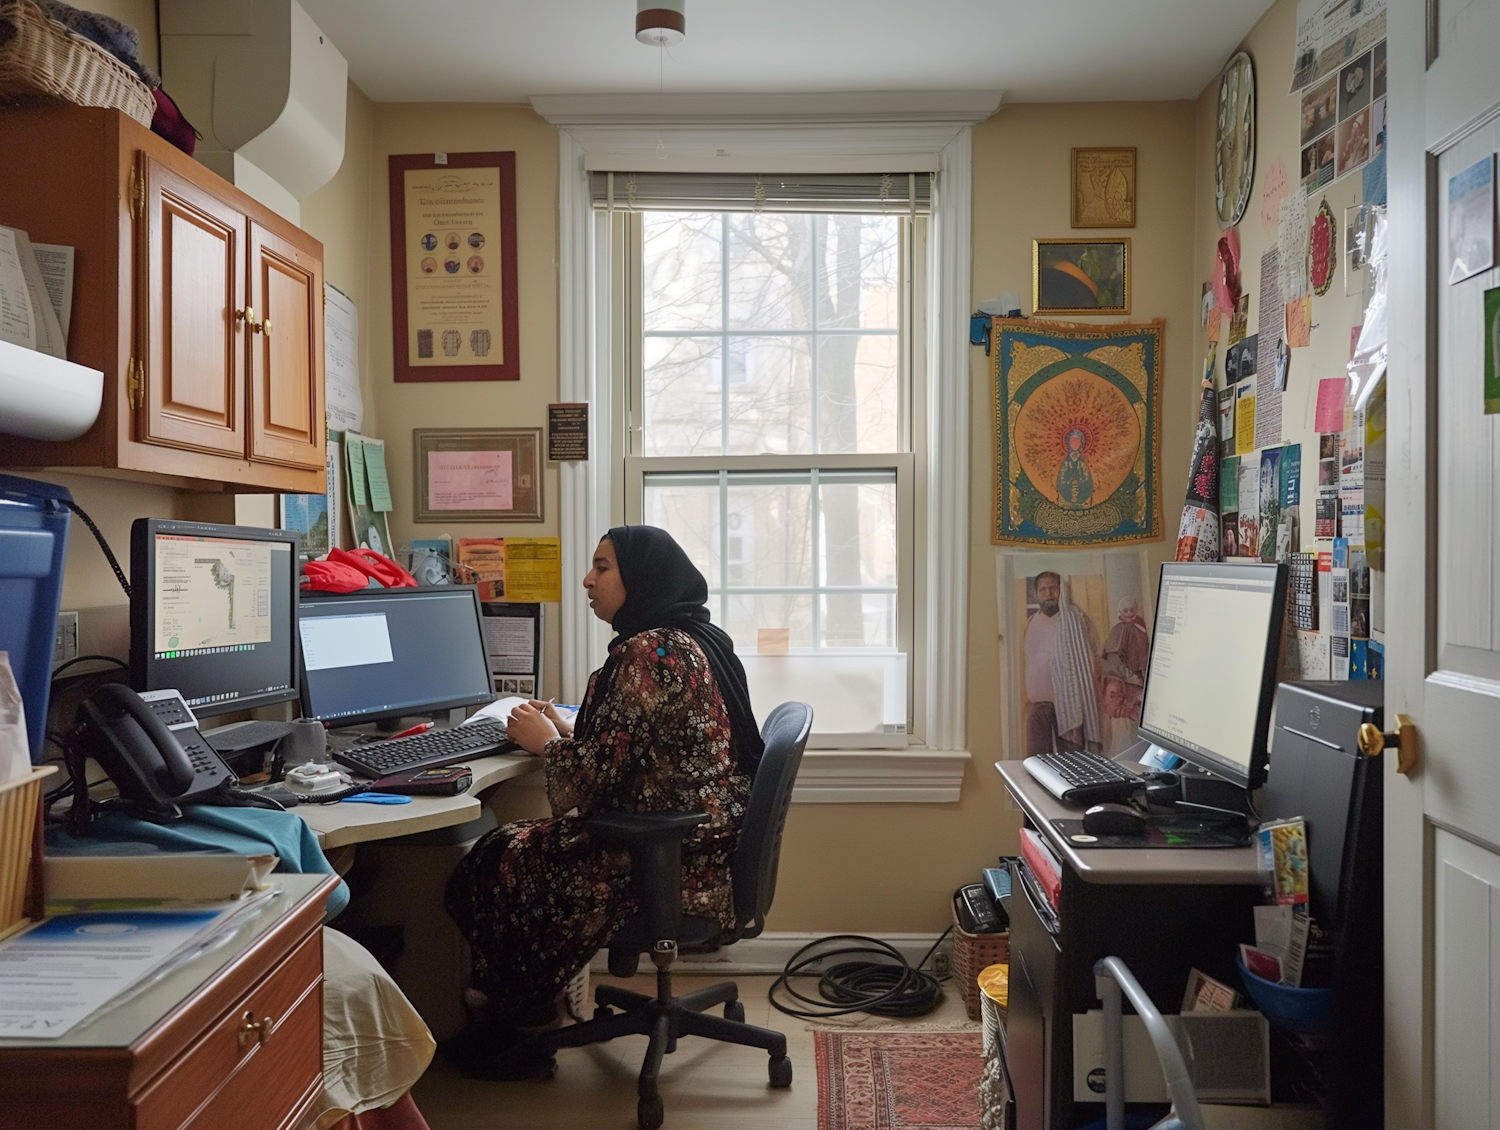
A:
[445,626,752,1022]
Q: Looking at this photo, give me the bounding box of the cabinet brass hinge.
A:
[126,358,143,410]
[127,163,141,220]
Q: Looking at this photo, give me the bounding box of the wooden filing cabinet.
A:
[0,874,336,1130]
[0,106,325,493]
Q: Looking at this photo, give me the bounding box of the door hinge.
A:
[126,358,143,410]
[127,162,142,220]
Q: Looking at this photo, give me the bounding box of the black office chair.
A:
[540,701,813,1130]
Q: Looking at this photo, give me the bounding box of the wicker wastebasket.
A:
[952,900,1010,1021]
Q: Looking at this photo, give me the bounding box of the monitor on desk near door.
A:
[1137,561,1287,792]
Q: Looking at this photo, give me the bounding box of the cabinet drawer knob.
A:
[237,1010,274,1048]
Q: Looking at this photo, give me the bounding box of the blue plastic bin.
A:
[1237,953,1334,1035]
[0,473,72,762]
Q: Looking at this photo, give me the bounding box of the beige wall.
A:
[1191,0,1370,516]
[767,101,1200,932]
[363,103,562,695]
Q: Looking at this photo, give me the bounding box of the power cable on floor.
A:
[768,930,952,1020]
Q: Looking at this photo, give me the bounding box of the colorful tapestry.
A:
[815,1029,983,1130]
[991,318,1164,547]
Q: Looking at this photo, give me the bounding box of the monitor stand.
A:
[1118,738,1253,815]
[1176,763,1253,814]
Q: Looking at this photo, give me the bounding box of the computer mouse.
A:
[1083,802,1147,836]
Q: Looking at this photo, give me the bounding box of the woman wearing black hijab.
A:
[444,526,762,1077]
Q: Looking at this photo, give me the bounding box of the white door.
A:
[1387,0,1500,1125]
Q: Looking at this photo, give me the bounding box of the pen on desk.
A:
[387,722,430,741]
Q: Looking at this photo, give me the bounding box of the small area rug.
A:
[814,1029,983,1130]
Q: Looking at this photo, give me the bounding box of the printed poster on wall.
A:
[389,152,520,383]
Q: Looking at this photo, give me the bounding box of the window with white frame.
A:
[607,181,928,747]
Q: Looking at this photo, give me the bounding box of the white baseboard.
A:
[590,931,949,975]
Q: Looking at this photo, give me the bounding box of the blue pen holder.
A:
[1236,954,1334,1035]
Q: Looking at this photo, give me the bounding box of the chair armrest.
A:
[586,812,710,944]
[586,811,711,843]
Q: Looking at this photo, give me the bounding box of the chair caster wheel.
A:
[769,1054,793,1088]
[724,1000,746,1023]
[638,1095,665,1129]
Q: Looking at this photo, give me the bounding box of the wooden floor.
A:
[412,972,976,1130]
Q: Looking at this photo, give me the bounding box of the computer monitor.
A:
[1137,561,1288,791]
[298,586,495,726]
[130,519,302,718]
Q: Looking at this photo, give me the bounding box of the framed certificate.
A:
[389,152,520,382]
[413,427,543,522]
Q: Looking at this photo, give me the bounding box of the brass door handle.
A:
[260,318,272,337]
[237,306,263,333]
[1358,713,1420,775]
[237,1009,274,1047]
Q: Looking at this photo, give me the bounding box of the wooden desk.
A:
[995,761,1262,1130]
[293,751,540,849]
[0,874,338,1130]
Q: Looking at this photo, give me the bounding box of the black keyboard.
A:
[333,718,515,779]
[1022,748,1145,806]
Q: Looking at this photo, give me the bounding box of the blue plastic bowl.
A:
[1236,955,1334,1034]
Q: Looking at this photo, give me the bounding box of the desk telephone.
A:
[68,684,239,823]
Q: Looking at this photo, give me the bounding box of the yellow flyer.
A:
[501,538,562,602]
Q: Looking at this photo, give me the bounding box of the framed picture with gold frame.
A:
[1071,147,1137,228]
[1032,238,1131,316]
[413,427,543,523]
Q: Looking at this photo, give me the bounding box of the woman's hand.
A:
[528,699,573,737]
[508,701,561,755]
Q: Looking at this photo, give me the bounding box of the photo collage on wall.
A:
[1298,40,1385,195]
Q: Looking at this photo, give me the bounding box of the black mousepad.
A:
[1051,817,1250,848]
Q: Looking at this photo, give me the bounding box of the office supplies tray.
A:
[1051,817,1251,849]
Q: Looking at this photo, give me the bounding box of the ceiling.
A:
[298,0,1276,105]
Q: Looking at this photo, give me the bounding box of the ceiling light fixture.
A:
[636,0,685,46]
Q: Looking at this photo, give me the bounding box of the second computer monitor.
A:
[1137,561,1287,791]
[298,586,495,726]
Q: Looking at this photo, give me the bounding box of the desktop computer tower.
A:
[1263,679,1383,1130]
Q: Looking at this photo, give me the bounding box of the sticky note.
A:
[1316,378,1348,434]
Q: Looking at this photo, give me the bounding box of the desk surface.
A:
[0,873,335,1050]
[995,760,1263,886]
[293,752,541,849]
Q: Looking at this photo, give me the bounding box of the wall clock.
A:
[1215,52,1257,227]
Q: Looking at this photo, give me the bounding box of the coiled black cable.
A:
[768,929,952,1020]
[63,499,130,598]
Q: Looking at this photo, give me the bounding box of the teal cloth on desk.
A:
[45,805,350,921]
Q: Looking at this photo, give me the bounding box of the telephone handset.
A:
[71,685,237,822]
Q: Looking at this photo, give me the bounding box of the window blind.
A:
[589,171,932,214]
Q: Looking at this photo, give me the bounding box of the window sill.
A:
[792,748,970,804]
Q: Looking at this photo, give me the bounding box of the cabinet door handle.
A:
[237,306,262,333]
[237,1009,274,1047]
[260,318,272,337]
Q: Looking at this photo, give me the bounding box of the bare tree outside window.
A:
[640,210,902,654]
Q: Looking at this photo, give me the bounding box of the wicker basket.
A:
[0,766,53,944]
[0,0,155,125]
[953,902,1011,1021]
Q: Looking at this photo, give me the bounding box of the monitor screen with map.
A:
[130,519,301,717]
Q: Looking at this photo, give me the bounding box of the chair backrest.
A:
[731,702,812,937]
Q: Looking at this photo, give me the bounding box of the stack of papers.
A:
[0,226,72,359]
[0,890,276,1040]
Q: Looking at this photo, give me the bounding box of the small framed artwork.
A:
[413,427,543,522]
[1032,239,1131,315]
[1071,148,1136,228]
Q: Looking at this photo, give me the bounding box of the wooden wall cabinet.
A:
[0,107,325,493]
